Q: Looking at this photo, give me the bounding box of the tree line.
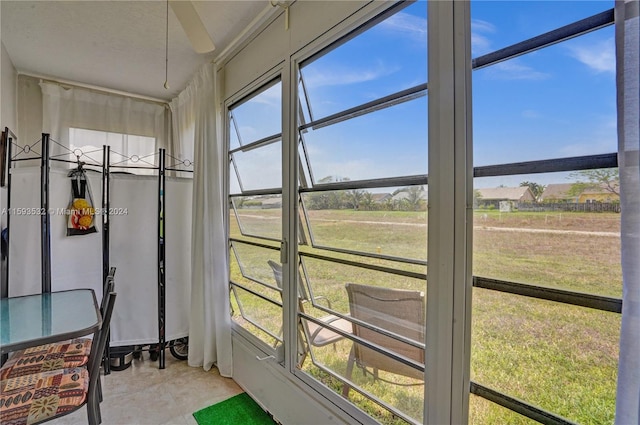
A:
[306,186,427,211]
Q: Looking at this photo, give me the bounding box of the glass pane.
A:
[230,81,281,145]
[298,140,313,189]
[471,1,613,58]
[228,77,282,349]
[231,285,282,347]
[300,256,425,329]
[302,96,427,183]
[474,173,621,297]
[232,242,281,294]
[232,141,282,191]
[298,257,425,424]
[229,165,242,196]
[295,4,428,422]
[300,1,426,121]
[473,26,616,166]
[469,394,539,425]
[230,247,282,347]
[301,185,427,261]
[232,195,282,240]
[471,288,619,424]
[229,116,241,151]
[69,128,156,173]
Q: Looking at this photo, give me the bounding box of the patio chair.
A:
[0,267,117,380]
[341,283,425,397]
[267,260,352,355]
[0,290,117,425]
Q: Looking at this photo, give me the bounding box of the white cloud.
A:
[472,33,493,56]
[238,125,258,140]
[472,19,496,34]
[247,84,281,107]
[471,19,496,56]
[485,60,550,81]
[379,12,426,41]
[567,38,615,73]
[302,60,400,89]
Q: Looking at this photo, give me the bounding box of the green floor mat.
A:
[193,392,276,425]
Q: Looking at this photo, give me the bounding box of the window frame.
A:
[226,68,286,358]
[468,4,619,424]
[284,2,465,424]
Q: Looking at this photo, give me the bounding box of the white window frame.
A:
[223,1,473,423]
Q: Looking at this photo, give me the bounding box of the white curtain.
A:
[165,176,193,341]
[615,0,640,423]
[40,82,166,158]
[170,64,232,375]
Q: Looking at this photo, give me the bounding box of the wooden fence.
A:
[516,202,621,213]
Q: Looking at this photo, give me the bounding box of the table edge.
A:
[1,288,102,354]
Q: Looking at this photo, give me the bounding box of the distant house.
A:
[260,197,282,208]
[476,186,535,210]
[539,183,577,203]
[371,193,392,204]
[477,187,535,203]
[390,188,428,203]
[540,183,619,203]
[578,184,620,203]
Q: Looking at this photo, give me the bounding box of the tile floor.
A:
[52,349,244,425]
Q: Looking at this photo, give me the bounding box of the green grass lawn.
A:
[230,209,622,424]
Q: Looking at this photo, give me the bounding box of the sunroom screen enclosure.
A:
[295,2,428,423]
[224,1,625,424]
[229,2,429,423]
[469,2,620,424]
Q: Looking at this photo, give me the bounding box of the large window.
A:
[226,3,428,424]
[69,128,157,174]
[228,79,284,350]
[294,3,427,424]
[470,2,620,424]
[225,1,624,424]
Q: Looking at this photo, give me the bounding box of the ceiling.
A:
[1,1,268,101]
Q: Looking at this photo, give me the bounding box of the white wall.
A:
[1,41,16,247]
[232,334,352,425]
[222,1,370,98]
[1,42,16,132]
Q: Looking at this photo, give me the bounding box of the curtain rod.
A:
[19,72,169,107]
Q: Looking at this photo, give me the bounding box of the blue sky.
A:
[230,0,616,194]
[472,1,616,188]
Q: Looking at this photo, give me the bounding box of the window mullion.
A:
[426,1,473,424]
[282,57,299,374]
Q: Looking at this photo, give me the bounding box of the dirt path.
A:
[477,226,619,238]
[238,214,619,237]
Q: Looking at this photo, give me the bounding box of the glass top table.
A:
[0,289,101,354]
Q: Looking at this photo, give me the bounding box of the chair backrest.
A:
[345,283,425,380]
[100,267,116,311]
[108,266,116,278]
[88,291,117,393]
[267,260,310,301]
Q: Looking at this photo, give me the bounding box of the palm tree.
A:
[344,189,365,210]
[405,186,425,211]
[361,191,375,211]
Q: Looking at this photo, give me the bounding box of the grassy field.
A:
[229,208,622,424]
